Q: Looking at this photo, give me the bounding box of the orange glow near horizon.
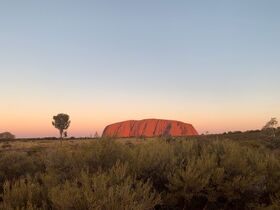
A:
[0,111,270,138]
[0,90,277,138]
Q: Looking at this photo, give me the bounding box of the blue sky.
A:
[0,0,280,137]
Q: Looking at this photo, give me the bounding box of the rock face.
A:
[102,119,198,138]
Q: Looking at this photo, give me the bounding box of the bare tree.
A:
[94,131,99,138]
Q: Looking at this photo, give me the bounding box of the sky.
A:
[0,0,280,138]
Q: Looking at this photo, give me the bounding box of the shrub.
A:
[1,142,12,149]
[0,152,44,186]
[0,132,15,140]
[129,141,177,191]
[0,162,160,210]
[0,137,280,209]
[44,139,131,181]
[0,176,47,210]
[166,140,280,209]
[49,162,160,210]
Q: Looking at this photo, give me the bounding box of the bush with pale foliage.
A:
[0,138,280,209]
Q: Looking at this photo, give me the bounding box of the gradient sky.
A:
[1,0,280,138]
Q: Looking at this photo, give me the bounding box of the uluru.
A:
[102,119,198,138]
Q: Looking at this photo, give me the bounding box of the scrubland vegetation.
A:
[0,133,280,210]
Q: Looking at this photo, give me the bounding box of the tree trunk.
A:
[60,130,63,146]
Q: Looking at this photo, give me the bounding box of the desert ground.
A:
[0,131,279,210]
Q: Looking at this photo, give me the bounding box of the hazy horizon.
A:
[1,0,280,138]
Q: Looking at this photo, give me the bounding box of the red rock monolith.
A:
[102,119,198,138]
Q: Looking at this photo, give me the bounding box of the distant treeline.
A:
[199,128,280,141]
[13,136,100,141]
[3,127,280,141]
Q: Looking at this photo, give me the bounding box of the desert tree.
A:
[0,132,15,140]
[262,117,278,137]
[52,113,71,141]
[94,131,99,138]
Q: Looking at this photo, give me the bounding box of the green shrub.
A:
[49,161,160,210]
[44,139,131,182]
[165,140,280,209]
[0,176,47,210]
[0,162,160,210]
[129,141,176,191]
[0,152,44,186]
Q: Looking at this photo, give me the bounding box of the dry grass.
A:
[0,137,280,209]
[0,137,161,153]
[0,139,96,152]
